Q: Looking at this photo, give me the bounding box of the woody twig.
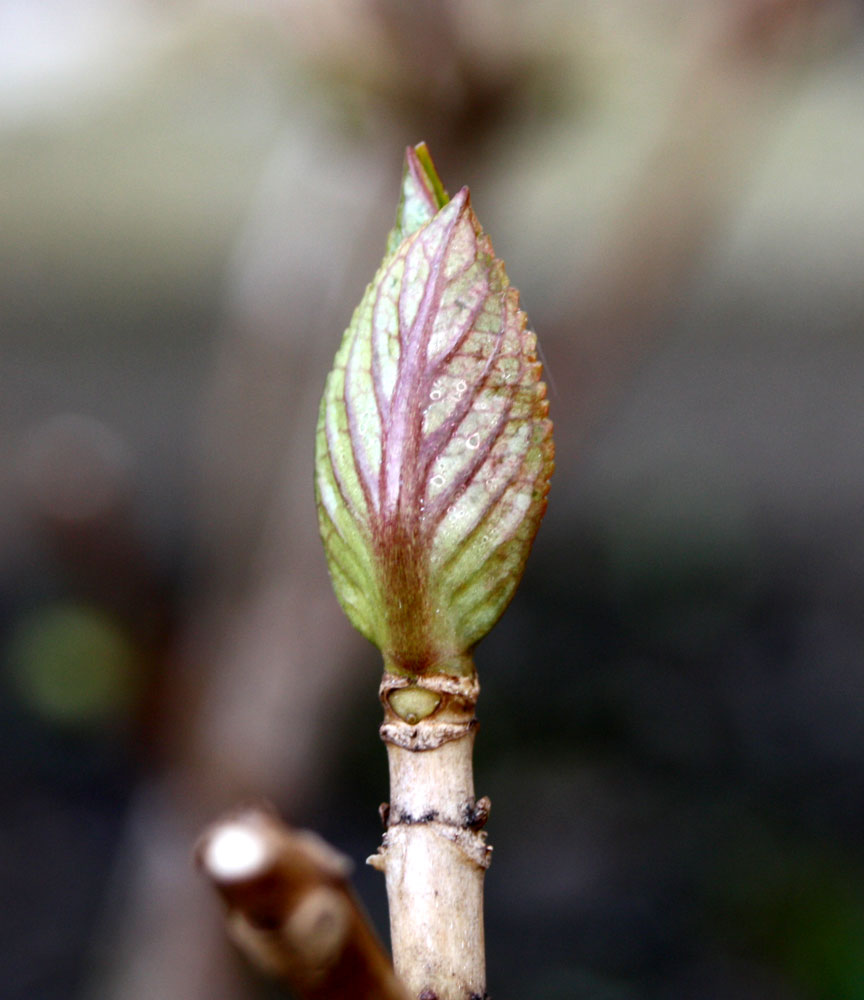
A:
[197,807,409,1000]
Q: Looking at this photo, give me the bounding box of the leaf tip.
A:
[407,142,449,211]
[387,142,452,252]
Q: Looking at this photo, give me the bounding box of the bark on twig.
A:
[197,806,410,1000]
[370,672,491,1000]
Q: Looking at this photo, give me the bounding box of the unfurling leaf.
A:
[315,143,553,677]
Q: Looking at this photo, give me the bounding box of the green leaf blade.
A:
[316,146,553,674]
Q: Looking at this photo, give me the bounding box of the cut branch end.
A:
[196,806,409,1000]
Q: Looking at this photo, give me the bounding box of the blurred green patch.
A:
[714,821,864,999]
[6,602,141,731]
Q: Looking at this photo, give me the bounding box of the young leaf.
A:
[316,144,553,677]
[386,141,450,254]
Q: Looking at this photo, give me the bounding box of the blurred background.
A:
[2,1,864,998]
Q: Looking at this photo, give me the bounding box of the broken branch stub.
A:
[196,807,409,1000]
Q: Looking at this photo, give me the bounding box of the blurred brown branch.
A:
[197,807,409,1000]
[559,0,853,449]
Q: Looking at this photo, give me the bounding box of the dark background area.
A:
[2,2,864,999]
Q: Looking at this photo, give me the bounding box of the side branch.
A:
[196,806,409,1000]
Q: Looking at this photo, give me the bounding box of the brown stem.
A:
[197,807,410,1000]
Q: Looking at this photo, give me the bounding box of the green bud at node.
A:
[389,687,442,724]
